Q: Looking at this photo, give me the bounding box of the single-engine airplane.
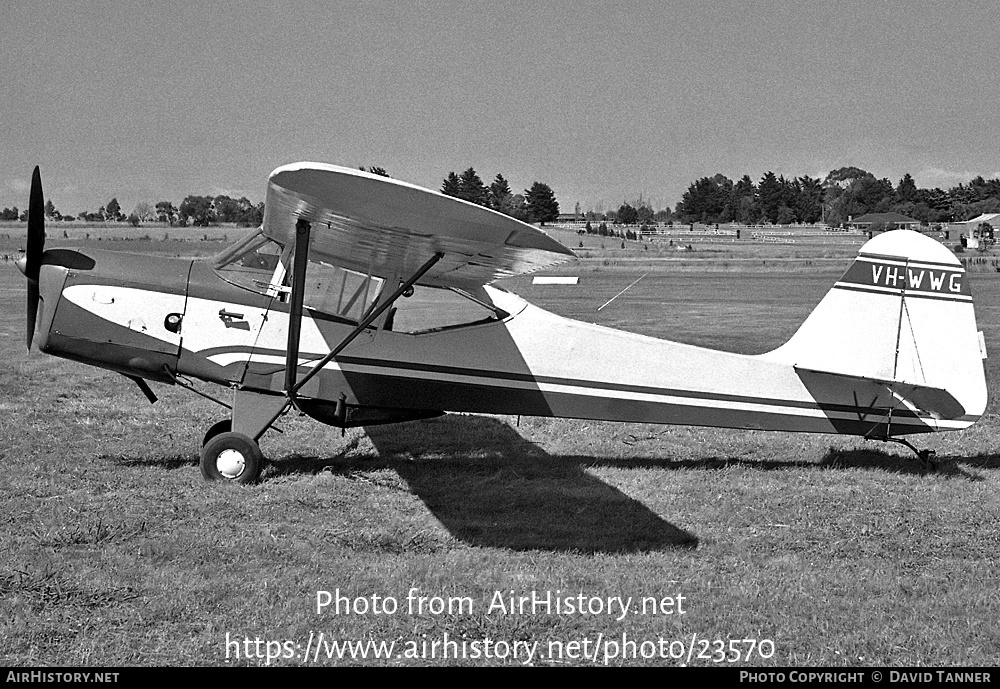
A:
[17,163,988,484]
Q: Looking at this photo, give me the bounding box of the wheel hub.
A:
[216,448,246,479]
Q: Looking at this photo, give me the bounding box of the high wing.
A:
[261,162,576,289]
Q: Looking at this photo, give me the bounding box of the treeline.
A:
[580,199,668,240]
[587,199,672,225]
[2,165,562,228]
[583,220,642,241]
[153,196,264,227]
[2,195,264,228]
[439,167,560,225]
[26,163,1000,231]
[675,167,1000,226]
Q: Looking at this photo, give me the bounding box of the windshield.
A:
[213,230,288,298]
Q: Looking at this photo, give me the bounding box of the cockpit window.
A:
[302,262,385,323]
[388,285,506,334]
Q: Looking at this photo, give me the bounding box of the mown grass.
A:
[1,249,999,667]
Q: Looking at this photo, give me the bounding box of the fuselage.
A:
[33,245,979,438]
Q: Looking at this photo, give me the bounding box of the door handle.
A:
[218,309,250,330]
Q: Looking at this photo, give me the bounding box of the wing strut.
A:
[283,218,312,398]
[232,219,444,442]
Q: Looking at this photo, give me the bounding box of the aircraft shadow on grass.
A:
[267,414,699,554]
[817,446,999,481]
[605,429,1000,479]
[106,416,1000,551]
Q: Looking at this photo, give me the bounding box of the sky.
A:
[3,0,999,216]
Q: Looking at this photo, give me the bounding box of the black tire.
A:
[202,419,233,448]
[200,431,264,485]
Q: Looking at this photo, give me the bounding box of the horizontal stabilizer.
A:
[795,367,965,420]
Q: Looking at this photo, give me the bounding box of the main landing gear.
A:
[200,431,264,485]
[197,392,284,485]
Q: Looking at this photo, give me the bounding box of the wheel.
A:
[200,431,264,484]
[202,419,233,447]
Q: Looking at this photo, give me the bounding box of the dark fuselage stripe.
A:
[324,367,946,436]
[223,346,955,422]
[857,252,962,269]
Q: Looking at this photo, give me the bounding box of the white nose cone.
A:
[15,257,28,277]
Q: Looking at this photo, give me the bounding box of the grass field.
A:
[1,238,999,667]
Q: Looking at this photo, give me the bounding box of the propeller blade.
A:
[26,167,45,279]
[25,166,45,350]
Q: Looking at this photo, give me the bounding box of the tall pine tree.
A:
[525,182,559,225]
[441,172,461,197]
[457,167,489,206]
[489,174,512,210]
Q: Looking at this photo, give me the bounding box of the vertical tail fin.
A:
[763,230,987,424]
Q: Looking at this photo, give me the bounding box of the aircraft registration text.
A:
[835,253,970,301]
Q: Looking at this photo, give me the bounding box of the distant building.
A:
[956,213,999,249]
[846,212,921,232]
[946,213,1000,238]
[963,212,1000,229]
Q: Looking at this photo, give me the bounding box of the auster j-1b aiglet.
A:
[17,163,989,483]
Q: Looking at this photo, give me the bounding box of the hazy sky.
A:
[3,0,999,216]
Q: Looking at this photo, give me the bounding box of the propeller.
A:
[18,167,96,350]
[24,166,45,350]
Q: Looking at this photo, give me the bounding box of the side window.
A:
[389,286,503,334]
[301,262,385,323]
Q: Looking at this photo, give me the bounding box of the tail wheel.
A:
[200,431,264,485]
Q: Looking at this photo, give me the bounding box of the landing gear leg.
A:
[198,390,289,484]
